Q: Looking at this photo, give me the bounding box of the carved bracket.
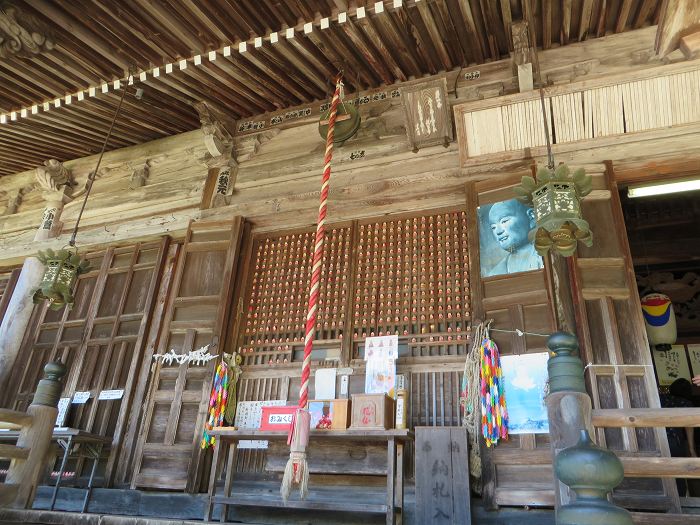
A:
[193,101,237,163]
[128,160,152,189]
[0,3,54,59]
[511,21,536,92]
[1,186,28,216]
[35,159,72,199]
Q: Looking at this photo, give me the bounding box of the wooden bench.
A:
[205,428,413,525]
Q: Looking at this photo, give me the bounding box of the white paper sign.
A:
[314,368,337,400]
[98,389,124,400]
[72,391,91,404]
[234,400,285,449]
[364,335,398,395]
[55,398,70,427]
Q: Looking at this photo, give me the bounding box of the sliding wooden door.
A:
[568,164,679,511]
[131,218,244,491]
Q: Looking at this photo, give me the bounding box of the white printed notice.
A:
[72,391,91,404]
[234,400,285,449]
[55,398,70,427]
[314,368,337,400]
[98,389,124,400]
[364,335,398,396]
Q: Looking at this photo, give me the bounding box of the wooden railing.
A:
[592,407,700,479]
[0,362,65,509]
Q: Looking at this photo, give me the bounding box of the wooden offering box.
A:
[350,393,395,430]
[309,399,351,430]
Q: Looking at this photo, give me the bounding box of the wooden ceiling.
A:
[0,0,662,177]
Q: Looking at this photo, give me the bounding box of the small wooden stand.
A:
[204,428,413,525]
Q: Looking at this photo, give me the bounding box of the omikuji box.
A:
[350,393,395,430]
[309,399,351,430]
[259,406,296,431]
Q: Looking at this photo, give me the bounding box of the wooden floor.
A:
[12,483,558,525]
[3,484,700,524]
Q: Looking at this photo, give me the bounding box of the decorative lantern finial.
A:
[513,90,594,257]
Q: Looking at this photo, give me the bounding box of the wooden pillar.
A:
[0,160,72,392]
[0,258,45,392]
[6,362,66,508]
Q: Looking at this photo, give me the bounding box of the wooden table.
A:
[204,428,413,525]
[0,427,110,512]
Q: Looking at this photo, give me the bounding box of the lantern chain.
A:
[69,75,130,248]
[539,88,555,170]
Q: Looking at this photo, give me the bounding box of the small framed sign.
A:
[259,406,296,431]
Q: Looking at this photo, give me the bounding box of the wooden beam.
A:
[630,512,700,525]
[616,0,634,33]
[655,0,700,57]
[562,0,572,45]
[0,409,33,427]
[579,0,594,40]
[455,0,485,63]
[634,0,658,29]
[415,2,452,71]
[21,0,131,73]
[593,408,700,428]
[0,444,29,460]
[543,0,553,49]
[621,456,700,478]
[680,30,700,59]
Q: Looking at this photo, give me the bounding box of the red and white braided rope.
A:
[298,75,343,410]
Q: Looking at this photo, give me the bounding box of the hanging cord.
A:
[281,72,344,503]
[462,321,485,491]
[539,88,554,170]
[489,327,550,337]
[69,77,130,247]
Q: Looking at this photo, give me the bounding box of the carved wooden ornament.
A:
[400,77,453,152]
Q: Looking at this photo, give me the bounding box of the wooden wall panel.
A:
[131,219,243,491]
[2,240,168,485]
[465,178,558,509]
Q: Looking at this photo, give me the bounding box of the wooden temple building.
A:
[1,1,700,524]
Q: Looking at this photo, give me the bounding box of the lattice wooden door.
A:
[131,218,243,491]
[3,240,169,485]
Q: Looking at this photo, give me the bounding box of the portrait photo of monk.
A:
[478,198,543,278]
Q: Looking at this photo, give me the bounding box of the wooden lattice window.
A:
[237,208,470,366]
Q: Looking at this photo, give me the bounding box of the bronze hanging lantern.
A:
[33,248,90,310]
[33,73,130,311]
[513,90,593,257]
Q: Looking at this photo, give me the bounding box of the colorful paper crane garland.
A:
[479,330,508,447]
[201,360,229,449]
